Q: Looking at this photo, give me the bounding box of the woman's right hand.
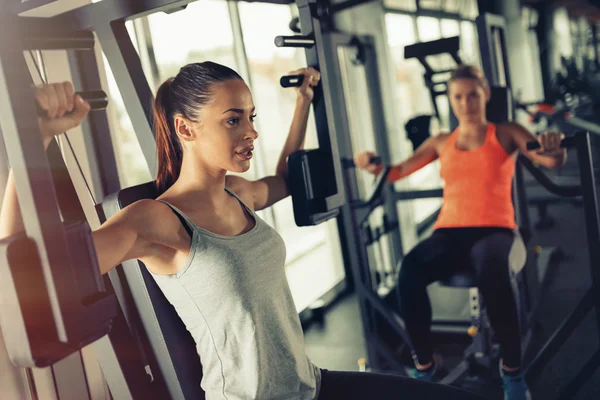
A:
[354,151,380,174]
[36,82,91,147]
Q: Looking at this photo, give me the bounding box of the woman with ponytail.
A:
[1,63,483,399]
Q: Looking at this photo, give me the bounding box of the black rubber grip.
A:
[274,35,315,48]
[526,141,541,150]
[280,75,304,88]
[37,90,108,117]
[526,139,569,151]
[370,156,382,165]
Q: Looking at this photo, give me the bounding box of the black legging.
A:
[317,369,485,399]
[397,227,525,369]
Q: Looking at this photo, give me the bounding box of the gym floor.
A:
[304,152,600,399]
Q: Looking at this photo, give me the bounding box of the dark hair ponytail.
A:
[154,62,243,193]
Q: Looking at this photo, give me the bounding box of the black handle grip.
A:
[280,75,304,88]
[370,156,382,165]
[37,90,108,117]
[526,138,570,151]
[274,35,315,48]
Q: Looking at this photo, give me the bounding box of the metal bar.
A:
[556,349,600,400]
[356,43,402,264]
[95,22,156,176]
[331,0,378,14]
[69,49,121,201]
[566,116,600,136]
[383,7,468,21]
[525,288,594,383]
[575,132,600,336]
[394,188,443,201]
[518,155,582,198]
[476,13,503,87]
[513,160,531,241]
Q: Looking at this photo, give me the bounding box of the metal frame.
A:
[327,33,408,368]
[296,0,346,210]
[522,132,600,400]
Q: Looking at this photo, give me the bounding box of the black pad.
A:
[404,37,460,59]
[405,115,432,150]
[288,149,340,226]
[440,271,477,288]
[486,86,513,124]
[101,182,204,400]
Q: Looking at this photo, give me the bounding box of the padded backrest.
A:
[101,182,204,400]
[486,86,513,124]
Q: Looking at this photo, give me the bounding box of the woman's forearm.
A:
[276,96,311,179]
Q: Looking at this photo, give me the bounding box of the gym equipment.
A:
[280,74,304,88]
[35,90,109,117]
[0,11,117,368]
[522,131,600,400]
[274,5,348,227]
[404,36,462,126]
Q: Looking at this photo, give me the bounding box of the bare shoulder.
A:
[496,122,524,153]
[112,198,183,243]
[497,121,525,134]
[431,132,452,154]
[225,175,256,210]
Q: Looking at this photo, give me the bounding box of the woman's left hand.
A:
[289,67,321,102]
[535,131,565,156]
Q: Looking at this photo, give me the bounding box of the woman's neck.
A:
[167,154,228,204]
[458,119,488,138]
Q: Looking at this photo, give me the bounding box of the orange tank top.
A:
[434,123,517,230]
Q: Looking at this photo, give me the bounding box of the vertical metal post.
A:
[69,48,121,199]
[575,131,600,333]
[296,0,345,208]
[362,43,403,266]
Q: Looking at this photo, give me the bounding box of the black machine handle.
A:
[274,35,315,48]
[526,136,575,151]
[36,90,108,117]
[280,74,304,88]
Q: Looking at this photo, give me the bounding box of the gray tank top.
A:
[150,188,321,400]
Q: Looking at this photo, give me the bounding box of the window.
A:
[146,1,238,82]
[238,2,345,311]
[419,0,442,9]
[460,21,481,66]
[102,21,153,188]
[384,0,417,12]
[417,16,442,42]
[385,14,443,225]
[441,19,460,37]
